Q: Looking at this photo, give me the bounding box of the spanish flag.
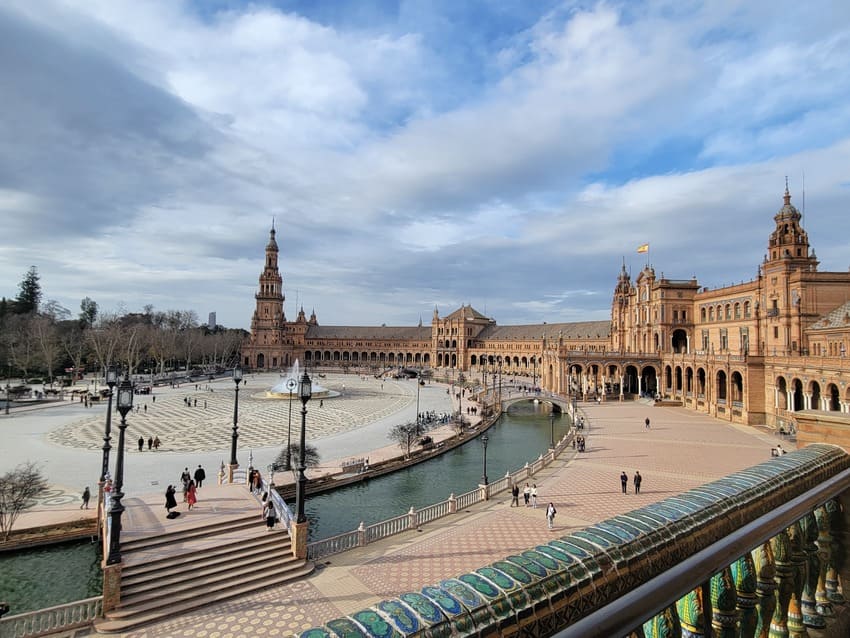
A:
[637,243,649,254]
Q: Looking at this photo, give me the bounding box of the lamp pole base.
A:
[228,463,239,484]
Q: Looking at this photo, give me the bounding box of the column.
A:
[803,392,812,410]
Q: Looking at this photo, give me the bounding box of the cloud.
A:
[1,1,850,330]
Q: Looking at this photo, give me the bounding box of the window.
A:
[774,327,779,338]
[720,328,728,351]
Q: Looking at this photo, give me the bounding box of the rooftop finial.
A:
[784,176,791,205]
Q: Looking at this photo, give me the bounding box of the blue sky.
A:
[2,1,850,329]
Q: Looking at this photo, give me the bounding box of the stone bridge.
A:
[501,393,574,415]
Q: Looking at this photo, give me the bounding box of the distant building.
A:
[242,186,850,428]
[208,312,216,329]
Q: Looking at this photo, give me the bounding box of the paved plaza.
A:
[96,400,781,637]
[2,382,788,636]
[1,372,453,516]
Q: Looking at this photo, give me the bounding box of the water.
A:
[305,401,568,541]
[0,540,102,615]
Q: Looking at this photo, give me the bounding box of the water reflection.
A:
[305,401,567,541]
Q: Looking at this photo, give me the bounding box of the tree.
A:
[0,462,48,541]
[272,443,320,471]
[15,266,41,315]
[31,315,60,384]
[388,423,418,458]
[79,297,98,328]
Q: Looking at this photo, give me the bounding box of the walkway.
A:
[89,399,780,636]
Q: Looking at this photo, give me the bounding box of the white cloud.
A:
[1,1,850,329]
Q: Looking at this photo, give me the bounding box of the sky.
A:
[2,1,850,330]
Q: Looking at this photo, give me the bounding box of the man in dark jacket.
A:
[194,465,206,488]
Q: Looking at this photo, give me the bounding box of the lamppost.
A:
[549,410,556,448]
[295,371,312,524]
[229,365,243,475]
[480,434,489,485]
[100,365,119,482]
[285,377,297,470]
[106,373,134,565]
[415,371,422,436]
[4,363,10,416]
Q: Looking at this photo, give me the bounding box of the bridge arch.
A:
[502,396,571,414]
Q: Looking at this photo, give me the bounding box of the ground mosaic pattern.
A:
[47,374,416,453]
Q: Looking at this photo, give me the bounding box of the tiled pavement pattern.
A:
[47,374,432,453]
[82,400,780,637]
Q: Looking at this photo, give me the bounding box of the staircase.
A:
[95,514,313,634]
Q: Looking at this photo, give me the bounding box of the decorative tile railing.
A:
[298,444,850,637]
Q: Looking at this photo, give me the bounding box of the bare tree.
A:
[0,462,48,541]
[60,322,88,384]
[3,314,37,379]
[31,315,60,384]
[87,315,123,375]
[388,423,418,458]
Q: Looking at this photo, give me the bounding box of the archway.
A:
[776,377,788,410]
[810,381,821,410]
[624,365,639,395]
[827,384,840,411]
[730,371,743,404]
[256,353,265,369]
[672,329,688,353]
[716,370,728,402]
[791,379,804,411]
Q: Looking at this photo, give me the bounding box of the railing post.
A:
[770,529,793,636]
[408,506,417,530]
[448,493,456,514]
[710,567,738,636]
[753,540,777,636]
[800,512,825,628]
[785,520,807,635]
[357,521,366,547]
[732,553,758,637]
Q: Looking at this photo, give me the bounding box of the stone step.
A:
[119,547,301,607]
[120,514,261,553]
[121,532,286,583]
[94,560,314,634]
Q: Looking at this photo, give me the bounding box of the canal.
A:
[0,400,564,614]
[304,400,567,541]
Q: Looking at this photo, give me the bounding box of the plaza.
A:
[2,371,454,514]
[3,383,786,635]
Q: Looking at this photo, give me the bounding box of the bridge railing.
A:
[0,596,103,638]
[300,444,850,637]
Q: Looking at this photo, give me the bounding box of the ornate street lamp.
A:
[480,434,489,485]
[4,364,10,416]
[229,365,243,471]
[100,365,119,482]
[106,373,134,565]
[295,371,312,524]
[285,377,297,470]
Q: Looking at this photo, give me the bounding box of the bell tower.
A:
[764,180,818,273]
[245,225,286,369]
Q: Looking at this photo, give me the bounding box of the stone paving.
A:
[2,372,453,502]
[84,399,783,637]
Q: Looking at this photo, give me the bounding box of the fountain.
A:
[265,360,339,399]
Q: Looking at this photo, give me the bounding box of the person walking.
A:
[165,485,178,516]
[531,484,538,508]
[153,435,161,450]
[262,498,277,531]
[187,480,197,510]
[147,436,153,450]
[137,436,144,452]
[546,502,557,530]
[621,471,628,494]
[80,486,90,509]
[523,483,531,507]
[180,468,191,501]
[634,471,642,494]
[194,464,206,488]
[645,417,651,430]
[511,483,520,507]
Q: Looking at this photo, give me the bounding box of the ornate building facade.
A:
[242,187,850,429]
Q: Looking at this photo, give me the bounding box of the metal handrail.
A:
[554,467,850,638]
